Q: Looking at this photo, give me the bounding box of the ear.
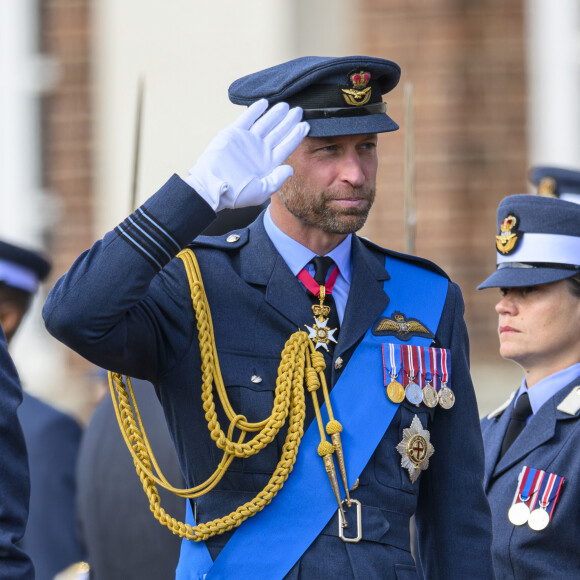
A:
[0,303,24,344]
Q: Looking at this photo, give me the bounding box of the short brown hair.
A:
[566,274,580,298]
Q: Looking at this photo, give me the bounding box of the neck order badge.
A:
[298,258,340,352]
[177,255,448,580]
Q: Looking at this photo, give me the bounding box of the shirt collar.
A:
[518,361,580,414]
[263,207,352,283]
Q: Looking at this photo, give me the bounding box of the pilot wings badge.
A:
[371,311,434,341]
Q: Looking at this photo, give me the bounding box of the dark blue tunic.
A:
[43,175,494,579]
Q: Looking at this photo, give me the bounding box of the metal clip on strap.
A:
[338,499,362,543]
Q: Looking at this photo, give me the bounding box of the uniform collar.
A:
[263,207,352,284]
[519,362,580,415]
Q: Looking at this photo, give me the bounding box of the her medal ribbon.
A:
[528,470,565,531]
[508,466,543,526]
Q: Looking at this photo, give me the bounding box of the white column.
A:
[526,0,580,166]
[0,0,40,245]
[0,0,63,402]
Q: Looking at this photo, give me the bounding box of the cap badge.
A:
[496,214,521,255]
[342,70,372,107]
[371,311,433,341]
[396,415,434,483]
[537,176,558,198]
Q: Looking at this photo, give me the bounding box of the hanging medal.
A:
[403,345,423,405]
[528,471,565,531]
[508,466,543,526]
[437,348,455,409]
[299,265,339,351]
[383,343,405,404]
[422,346,439,408]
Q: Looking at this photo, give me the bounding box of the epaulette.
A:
[188,229,250,251]
[358,236,450,280]
[557,385,580,416]
[486,391,516,420]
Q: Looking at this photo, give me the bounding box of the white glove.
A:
[185,99,310,211]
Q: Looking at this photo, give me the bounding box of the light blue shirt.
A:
[263,207,352,323]
[515,362,580,421]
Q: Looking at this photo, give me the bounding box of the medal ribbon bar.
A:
[428,347,439,391]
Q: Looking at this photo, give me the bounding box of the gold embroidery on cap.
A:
[342,71,372,106]
[496,215,520,255]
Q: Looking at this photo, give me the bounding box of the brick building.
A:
[6,0,579,419]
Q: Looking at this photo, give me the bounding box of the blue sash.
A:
[176,255,449,579]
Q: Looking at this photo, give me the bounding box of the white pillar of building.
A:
[0,0,58,247]
[0,0,64,404]
[526,0,580,167]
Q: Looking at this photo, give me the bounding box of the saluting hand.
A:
[185,99,309,211]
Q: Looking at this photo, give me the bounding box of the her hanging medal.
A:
[528,471,565,531]
[508,466,541,526]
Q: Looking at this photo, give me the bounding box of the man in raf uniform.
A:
[43,56,493,579]
[478,181,580,578]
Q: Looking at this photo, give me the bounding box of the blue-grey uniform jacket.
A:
[481,376,580,579]
[43,175,494,579]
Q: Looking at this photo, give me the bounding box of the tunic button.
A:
[226,234,240,243]
[251,375,263,384]
[334,357,343,370]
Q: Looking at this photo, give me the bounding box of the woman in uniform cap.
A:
[478,193,580,578]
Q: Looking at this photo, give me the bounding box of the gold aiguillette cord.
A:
[305,345,351,526]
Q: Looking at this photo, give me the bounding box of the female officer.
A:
[478,192,580,579]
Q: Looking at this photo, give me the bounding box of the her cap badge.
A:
[496,214,521,255]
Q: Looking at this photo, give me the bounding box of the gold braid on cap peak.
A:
[109,248,350,541]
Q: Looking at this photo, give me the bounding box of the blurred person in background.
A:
[0,322,34,578]
[0,240,86,579]
[529,165,580,203]
[478,185,580,578]
[76,374,185,580]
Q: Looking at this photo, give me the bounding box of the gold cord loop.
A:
[108,248,349,541]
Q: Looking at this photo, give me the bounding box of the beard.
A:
[277,174,376,235]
